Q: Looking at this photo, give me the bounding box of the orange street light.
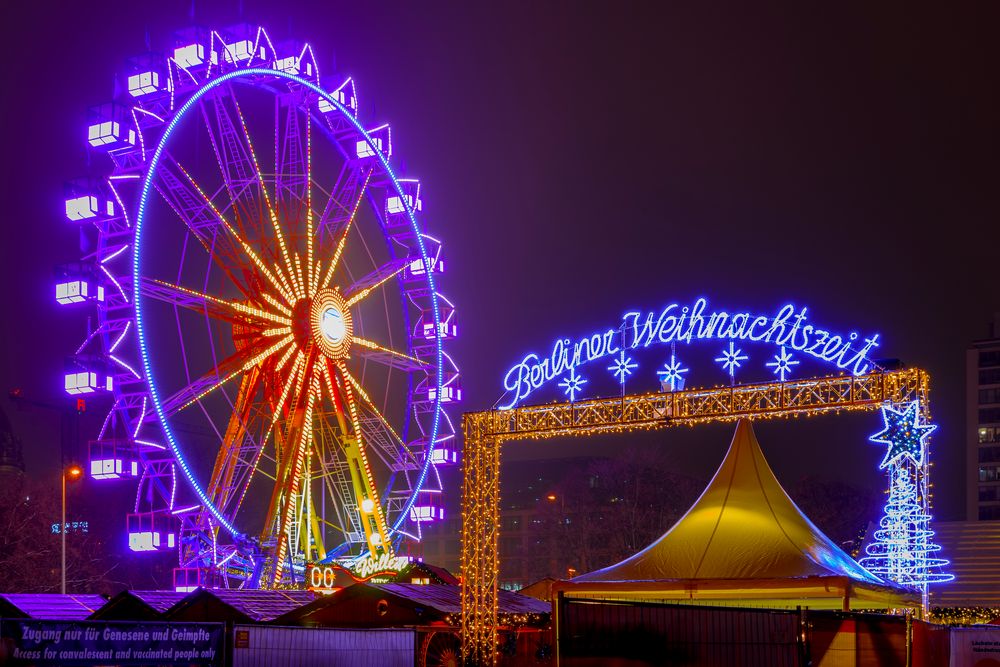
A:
[62,465,84,594]
[546,493,557,502]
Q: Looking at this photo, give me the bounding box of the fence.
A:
[555,596,999,667]
[231,625,415,667]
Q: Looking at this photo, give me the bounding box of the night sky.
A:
[1,1,997,525]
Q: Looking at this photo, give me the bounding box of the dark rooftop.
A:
[0,594,107,620]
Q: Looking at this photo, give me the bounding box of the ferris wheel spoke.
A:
[266,370,320,583]
[205,367,271,519]
[153,154,254,295]
[343,258,408,303]
[269,349,307,423]
[316,167,374,293]
[200,87,304,301]
[338,364,419,470]
[274,93,310,229]
[199,87,273,238]
[351,337,429,372]
[335,363,394,558]
[156,153,297,304]
[160,335,294,416]
[342,264,407,311]
[315,161,373,243]
[141,278,291,330]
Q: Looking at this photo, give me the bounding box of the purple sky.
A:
[1,1,997,525]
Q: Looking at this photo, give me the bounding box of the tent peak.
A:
[573,419,881,585]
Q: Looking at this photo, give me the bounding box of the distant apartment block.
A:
[968,314,1000,521]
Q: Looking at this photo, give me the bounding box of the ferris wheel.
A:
[57,24,460,588]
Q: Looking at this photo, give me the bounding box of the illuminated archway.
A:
[462,299,950,665]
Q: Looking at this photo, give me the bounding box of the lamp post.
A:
[61,464,83,594]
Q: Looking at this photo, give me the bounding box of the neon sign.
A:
[500,297,881,408]
[306,554,412,591]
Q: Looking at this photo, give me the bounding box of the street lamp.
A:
[61,464,83,594]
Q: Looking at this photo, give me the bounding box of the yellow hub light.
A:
[308,288,353,360]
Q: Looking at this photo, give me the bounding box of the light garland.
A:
[461,368,938,665]
[859,459,953,591]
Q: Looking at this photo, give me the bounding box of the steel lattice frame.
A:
[460,368,931,665]
[62,25,460,589]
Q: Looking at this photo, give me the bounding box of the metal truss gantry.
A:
[460,368,930,665]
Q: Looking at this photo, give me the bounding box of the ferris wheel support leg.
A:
[338,368,393,559]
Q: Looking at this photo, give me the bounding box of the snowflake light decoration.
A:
[558,368,587,402]
[765,346,799,382]
[656,353,689,391]
[607,351,638,385]
[870,401,937,469]
[714,342,748,382]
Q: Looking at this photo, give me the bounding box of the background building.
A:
[968,314,1000,521]
[927,316,1000,610]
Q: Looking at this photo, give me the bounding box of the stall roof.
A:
[0,594,107,620]
[374,584,550,615]
[130,590,189,613]
[275,583,549,627]
[89,590,188,620]
[165,588,318,623]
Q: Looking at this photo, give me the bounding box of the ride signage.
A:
[500,297,882,408]
[307,554,412,592]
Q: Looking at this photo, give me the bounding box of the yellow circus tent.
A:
[554,419,920,611]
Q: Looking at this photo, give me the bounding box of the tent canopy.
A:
[559,420,918,610]
[573,419,881,584]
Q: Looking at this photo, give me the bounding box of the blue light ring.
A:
[133,68,444,540]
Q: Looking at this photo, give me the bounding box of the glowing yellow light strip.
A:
[233,420,275,517]
[178,336,293,412]
[262,326,292,338]
[270,262,296,299]
[352,336,425,367]
[231,92,303,300]
[153,279,290,326]
[340,365,414,459]
[306,112,315,294]
[174,162,294,304]
[269,363,311,578]
[294,253,306,301]
[321,362,339,404]
[260,291,292,316]
[344,264,406,309]
[273,342,299,375]
[271,352,305,421]
[318,169,373,293]
[338,362,392,555]
[273,377,318,583]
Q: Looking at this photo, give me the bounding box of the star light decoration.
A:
[715,342,748,382]
[607,351,638,385]
[558,368,587,402]
[766,346,800,382]
[657,353,689,391]
[869,401,937,469]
